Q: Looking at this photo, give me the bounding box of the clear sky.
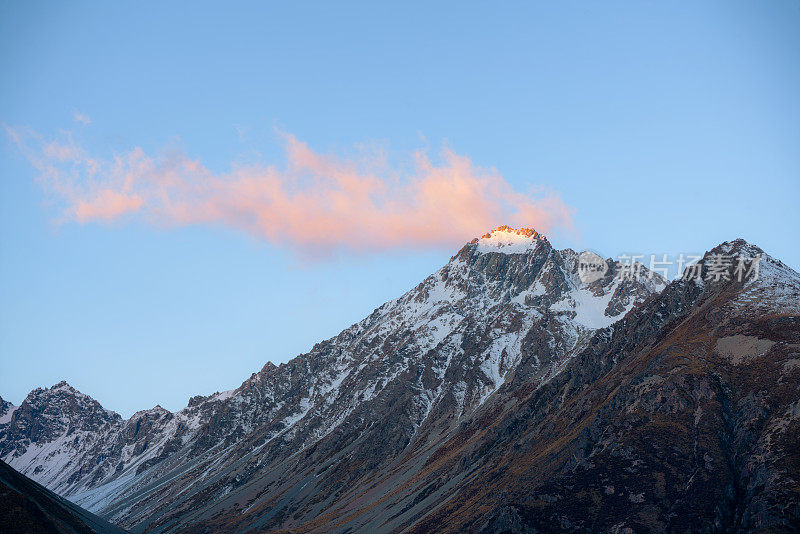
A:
[1,1,798,417]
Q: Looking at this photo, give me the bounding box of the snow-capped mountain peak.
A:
[0,227,674,529]
[475,225,544,254]
[2,235,798,532]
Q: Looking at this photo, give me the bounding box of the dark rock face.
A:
[2,229,798,533]
[4,382,119,444]
[0,460,126,534]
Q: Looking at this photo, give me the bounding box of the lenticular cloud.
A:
[10,127,574,255]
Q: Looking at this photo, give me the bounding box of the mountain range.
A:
[1,226,798,532]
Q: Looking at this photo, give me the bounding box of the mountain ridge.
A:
[2,228,798,532]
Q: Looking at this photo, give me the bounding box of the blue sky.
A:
[1,1,798,417]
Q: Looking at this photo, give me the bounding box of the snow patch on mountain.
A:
[0,402,16,425]
[476,226,543,254]
[734,256,800,314]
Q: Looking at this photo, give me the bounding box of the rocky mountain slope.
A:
[407,240,800,533]
[2,228,798,532]
[0,397,16,425]
[0,459,127,534]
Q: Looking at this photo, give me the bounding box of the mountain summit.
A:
[1,232,798,532]
[474,225,544,254]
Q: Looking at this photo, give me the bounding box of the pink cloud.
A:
[10,128,575,255]
[74,189,143,222]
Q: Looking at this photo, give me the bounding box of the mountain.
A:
[2,228,799,532]
[407,240,800,533]
[0,459,127,534]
